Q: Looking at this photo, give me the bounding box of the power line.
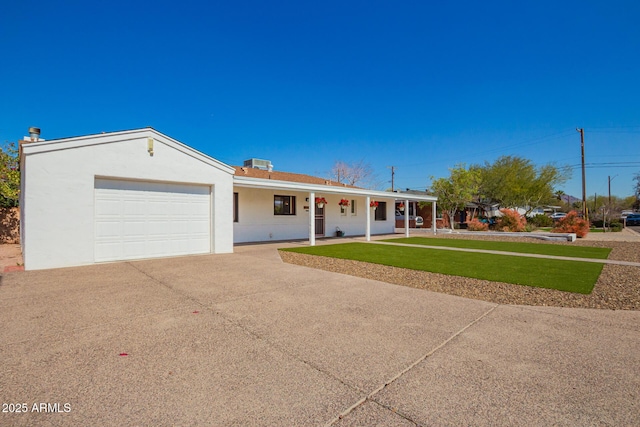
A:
[396,129,577,168]
[584,125,640,130]
[395,126,638,169]
[566,162,640,169]
[588,130,640,134]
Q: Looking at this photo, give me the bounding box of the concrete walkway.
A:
[1,243,638,426]
[405,225,640,243]
[582,226,640,242]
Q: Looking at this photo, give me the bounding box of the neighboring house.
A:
[19,128,437,270]
[393,194,435,229]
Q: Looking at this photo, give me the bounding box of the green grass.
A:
[382,237,611,259]
[282,243,605,294]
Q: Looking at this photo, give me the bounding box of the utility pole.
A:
[607,175,617,232]
[608,175,617,206]
[577,128,588,221]
[604,176,611,231]
[387,166,395,192]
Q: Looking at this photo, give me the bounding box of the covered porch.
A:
[233,175,437,246]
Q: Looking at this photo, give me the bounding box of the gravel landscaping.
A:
[279,235,640,311]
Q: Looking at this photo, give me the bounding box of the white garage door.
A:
[94,179,211,262]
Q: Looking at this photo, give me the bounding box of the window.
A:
[375,201,387,221]
[274,195,296,215]
[233,192,239,222]
[351,200,357,216]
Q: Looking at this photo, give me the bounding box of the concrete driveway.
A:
[1,243,638,426]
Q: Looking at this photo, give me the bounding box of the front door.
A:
[315,204,325,236]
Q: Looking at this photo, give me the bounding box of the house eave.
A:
[233,176,437,202]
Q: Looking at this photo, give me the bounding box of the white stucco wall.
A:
[233,188,395,243]
[21,129,234,270]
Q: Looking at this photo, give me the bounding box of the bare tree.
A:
[330,160,378,189]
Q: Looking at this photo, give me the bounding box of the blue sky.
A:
[2,1,639,198]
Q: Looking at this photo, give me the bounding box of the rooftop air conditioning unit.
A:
[243,158,273,171]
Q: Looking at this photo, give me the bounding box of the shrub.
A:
[496,209,527,232]
[467,218,489,231]
[552,210,589,238]
[529,214,553,227]
[591,219,622,232]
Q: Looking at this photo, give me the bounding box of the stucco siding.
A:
[233,188,394,243]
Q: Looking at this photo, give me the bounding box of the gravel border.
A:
[279,236,640,311]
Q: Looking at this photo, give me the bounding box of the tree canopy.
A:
[0,142,20,208]
[473,156,570,214]
[430,164,479,230]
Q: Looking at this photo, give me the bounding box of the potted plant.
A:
[315,197,327,208]
[338,198,350,207]
[370,200,379,210]
[398,202,405,212]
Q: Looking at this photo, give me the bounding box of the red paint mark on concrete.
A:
[3,265,24,273]
[192,311,200,314]
[119,353,128,357]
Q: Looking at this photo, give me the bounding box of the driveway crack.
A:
[325,304,499,426]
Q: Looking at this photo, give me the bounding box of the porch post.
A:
[404,199,410,237]
[309,192,315,246]
[365,196,371,241]
[432,200,437,234]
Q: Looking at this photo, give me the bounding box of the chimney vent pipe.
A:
[28,127,41,141]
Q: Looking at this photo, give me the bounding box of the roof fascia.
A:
[149,130,235,174]
[20,128,235,175]
[233,176,437,202]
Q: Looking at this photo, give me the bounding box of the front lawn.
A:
[281,243,604,294]
[382,237,611,259]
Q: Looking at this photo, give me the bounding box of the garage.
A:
[94,179,212,262]
[20,128,235,270]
